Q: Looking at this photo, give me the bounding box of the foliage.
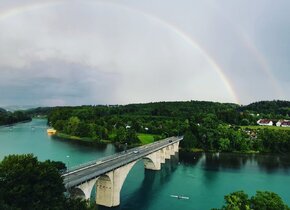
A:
[38,100,290,151]
[0,154,92,210]
[0,109,31,126]
[213,191,290,210]
[240,100,290,116]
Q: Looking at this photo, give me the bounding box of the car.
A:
[133,150,139,154]
[169,139,172,143]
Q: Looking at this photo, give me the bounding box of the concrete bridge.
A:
[62,136,183,207]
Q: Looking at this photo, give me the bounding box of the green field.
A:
[241,125,290,130]
[137,133,160,144]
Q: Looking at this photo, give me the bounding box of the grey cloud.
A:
[0,60,121,106]
[0,0,289,106]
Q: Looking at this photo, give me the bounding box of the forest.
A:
[37,100,290,153]
[0,108,31,126]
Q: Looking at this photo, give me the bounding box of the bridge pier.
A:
[96,161,137,207]
[165,146,171,159]
[173,142,179,153]
[159,148,166,163]
[169,145,175,156]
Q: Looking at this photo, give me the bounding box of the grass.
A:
[241,125,290,131]
[137,133,160,144]
[55,131,161,146]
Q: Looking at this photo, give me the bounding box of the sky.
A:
[0,0,289,106]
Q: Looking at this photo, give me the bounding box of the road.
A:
[62,136,183,188]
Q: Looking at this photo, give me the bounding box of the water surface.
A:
[1,119,289,209]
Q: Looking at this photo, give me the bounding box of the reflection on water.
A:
[180,151,290,174]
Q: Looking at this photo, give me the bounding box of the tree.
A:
[0,154,92,210]
[0,154,64,209]
[180,130,197,149]
[115,127,127,143]
[213,191,290,210]
[251,191,290,210]
[218,138,231,152]
[222,191,250,210]
[66,116,80,136]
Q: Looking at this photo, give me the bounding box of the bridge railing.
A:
[64,136,182,174]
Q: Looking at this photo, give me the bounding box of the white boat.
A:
[170,195,189,200]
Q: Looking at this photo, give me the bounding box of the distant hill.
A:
[2,105,38,112]
[25,107,53,116]
[240,100,290,116]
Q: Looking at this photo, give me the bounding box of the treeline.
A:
[181,120,290,153]
[0,108,31,126]
[46,101,241,145]
[40,100,290,151]
[239,100,290,117]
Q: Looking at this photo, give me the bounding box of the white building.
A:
[257,119,273,126]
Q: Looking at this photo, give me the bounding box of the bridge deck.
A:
[62,136,183,188]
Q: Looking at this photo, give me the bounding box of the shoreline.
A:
[0,119,32,128]
[52,132,143,150]
[179,148,289,156]
[51,132,110,146]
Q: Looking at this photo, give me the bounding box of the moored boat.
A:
[47,128,57,135]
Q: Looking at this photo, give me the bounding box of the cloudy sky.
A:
[0,0,289,106]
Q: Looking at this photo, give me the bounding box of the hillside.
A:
[240,100,290,116]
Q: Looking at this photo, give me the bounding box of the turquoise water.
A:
[1,119,290,210]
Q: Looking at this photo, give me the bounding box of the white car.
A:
[133,150,139,154]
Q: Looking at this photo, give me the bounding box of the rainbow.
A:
[240,32,285,98]
[0,0,240,103]
[208,4,285,99]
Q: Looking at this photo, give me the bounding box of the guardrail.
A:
[63,136,183,188]
[63,136,183,175]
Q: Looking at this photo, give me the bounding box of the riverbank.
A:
[179,147,260,155]
[0,119,32,128]
[52,132,160,148]
[52,132,109,146]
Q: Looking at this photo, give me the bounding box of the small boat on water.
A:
[170,195,189,200]
[47,128,57,135]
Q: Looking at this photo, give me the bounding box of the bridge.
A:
[62,136,183,207]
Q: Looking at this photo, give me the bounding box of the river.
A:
[0,119,290,210]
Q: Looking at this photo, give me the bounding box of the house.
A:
[281,121,290,127]
[276,120,283,127]
[257,119,273,126]
[276,120,290,127]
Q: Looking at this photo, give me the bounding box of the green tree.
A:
[66,116,80,136]
[218,138,231,152]
[0,154,92,210]
[115,127,127,143]
[0,154,64,209]
[251,191,290,210]
[180,130,197,149]
[213,191,290,210]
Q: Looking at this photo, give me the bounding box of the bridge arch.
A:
[95,151,162,207]
[70,187,86,200]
